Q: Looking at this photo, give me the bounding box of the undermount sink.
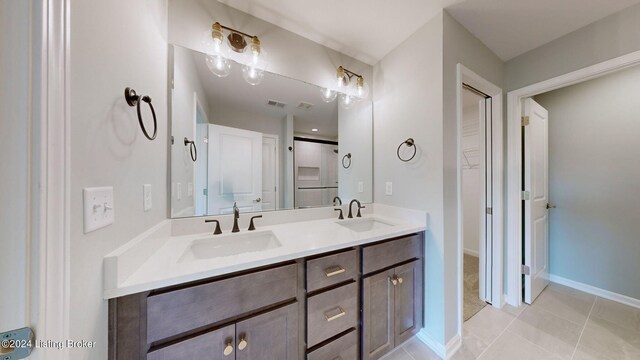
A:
[337,218,395,232]
[179,231,282,262]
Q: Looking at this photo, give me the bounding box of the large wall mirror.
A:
[170,45,373,217]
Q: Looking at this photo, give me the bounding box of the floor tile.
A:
[402,337,441,360]
[380,347,414,360]
[530,283,595,326]
[449,329,489,360]
[507,306,582,359]
[477,331,562,360]
[463,306,514,344]
[590,297,640,333]
[500,303,527,317]
[572,349,607,360]
[575,317,640,360]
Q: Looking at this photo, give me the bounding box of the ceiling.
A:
[190,49,339,138]
[218,0,640,63]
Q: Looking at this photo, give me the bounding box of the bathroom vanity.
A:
[105,208,425,360]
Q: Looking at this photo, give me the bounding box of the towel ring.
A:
[125,87,157,141]
[184,137,197,162]
[397,138,416,162]
[342,153,352,168]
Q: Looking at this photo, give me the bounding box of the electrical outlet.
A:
[143,184,152,211]
[358,181,364,193]
[385,182,393,196]
[83,187,114,233]
[188,182,193,197]
[177,182,182,200]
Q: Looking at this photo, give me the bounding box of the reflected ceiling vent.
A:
[297,101,314,111]
[267,99,286,108]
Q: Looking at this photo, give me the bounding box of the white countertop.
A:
[103,204,427,299]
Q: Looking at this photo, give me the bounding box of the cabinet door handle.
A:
[324,265,346,277]
[390,276,398,286]
[223,341,234,356]
[324,306,346,322]
[397,276,403,284]
[238,337,248,351]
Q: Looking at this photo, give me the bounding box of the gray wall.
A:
[534,65,640,299]
[506,2,640,91]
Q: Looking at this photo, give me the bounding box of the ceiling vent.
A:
[267,99,287,108]
[297,101,314,111]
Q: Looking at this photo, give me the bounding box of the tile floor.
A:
[380,283,640,360]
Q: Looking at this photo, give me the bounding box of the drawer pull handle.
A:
[223,341,234,356]
[324,265,346,277]
[324,307,346,322]
[238,337,248,351]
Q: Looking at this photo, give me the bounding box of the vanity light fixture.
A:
[203,22,267,85]
[320,66,369,106]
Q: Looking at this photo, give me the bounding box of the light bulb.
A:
[320,87,338,102]
[355,77,369,99]
[340,93,355,109]
[205,54,231,77]
[242,65,264,85]
[336,66,348,89]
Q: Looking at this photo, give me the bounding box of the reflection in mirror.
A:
[170,45,372,218]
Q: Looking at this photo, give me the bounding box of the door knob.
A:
[546,203,556,209]
[254,197,262,203]
[397,276,403,284]
[390,276,398,286]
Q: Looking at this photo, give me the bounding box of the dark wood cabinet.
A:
[235,303,298,360]
[394,260,423,345]
[362,268,395,360]
[147,325,234,360]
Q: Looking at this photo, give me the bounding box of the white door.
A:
[479,97,493,303]
[194,123,209,215]
[208,125,263,214]
[262,135,279,211]
[523,98,550,303]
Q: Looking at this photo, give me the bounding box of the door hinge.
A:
[171,136,175,145]
[203,188,208,196]
[521,191,530,200]
[0,327,34,360]
[521,265,530,275]
[521,116,530,126]
[486,207,493,215]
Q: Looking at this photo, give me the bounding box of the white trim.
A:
[549,275,640,310]
[456,64,504,343]
[416,330,462,359]
[505,49,640,308]
[463,248,479,257]
[34,0,70,359]
[261,134,280,211]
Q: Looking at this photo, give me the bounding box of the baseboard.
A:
[550,274,640,310]
[417,330,461,359]
[463,248,479,257]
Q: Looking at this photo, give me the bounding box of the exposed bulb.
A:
[355,77,369,99]
[242,65,264,85]
[205,54,231,77]
[336,66,348,89]
[340,93,355,109]
[320,87,338,102]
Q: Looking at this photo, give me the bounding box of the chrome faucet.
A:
[232,202,240,233]
[348,199,365,218]
[333,196,342,206]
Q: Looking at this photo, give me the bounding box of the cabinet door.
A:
[146,324,235,360]
[394,259,423,345]
[235,302,298,360]
[362,268,395,360]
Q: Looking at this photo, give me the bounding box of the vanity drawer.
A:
[362,234,420,275]
[147,324,234,360]
[146,263,297,344]
[307,250,357,292]
[307,282,357,348]
[307,329,358,360]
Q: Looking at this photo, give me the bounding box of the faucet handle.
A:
[334,208,344,220]
[205,219,222,235]
[248,215,262,231]
[357,205,365,218]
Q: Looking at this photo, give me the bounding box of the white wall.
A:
[534,65,640,300]
[171,45,211,216]
[339,101,373,204]
[506,2,640,91]
[0,0,30,333]
[69,0,168,358]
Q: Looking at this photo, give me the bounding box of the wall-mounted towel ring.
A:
[184,137,197,162]
[342,153,352,168]
[397,138,416,162]
[124,87,157,141]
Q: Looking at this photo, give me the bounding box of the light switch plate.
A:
[385,182,393,196]
[83,186,114,233]
[358,181,364,193]
[143,184,152,211]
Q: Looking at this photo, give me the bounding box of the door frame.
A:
[505,49,640,307]
[456,64,503,332]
